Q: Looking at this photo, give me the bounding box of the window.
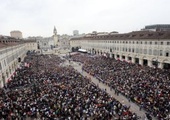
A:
[166,52,169,57]
[167,42,170,45]
[150,42,152,45]
[136,48,139,53]
[160,50,163,56]
[144,49,147,54]
[161,42,163,45]
[132,48,134,53]
[153,50,158,55]
[155,42,157,45]
[149,49,152,55]
[140,49,143,54]
[141,41,142,44]
[0,63,2,70]
[145,41,147,44]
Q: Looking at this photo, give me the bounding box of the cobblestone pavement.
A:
[63,59,157,120]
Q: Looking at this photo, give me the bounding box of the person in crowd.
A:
[71,53,170,120]
[0,54,137,120]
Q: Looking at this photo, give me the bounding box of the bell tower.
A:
[53,26,58,47]
[53,26,57,35]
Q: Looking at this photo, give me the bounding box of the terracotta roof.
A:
[24,39,37,42]
[0,36,23,49]
[70,31,170,40]
[0,42,21,49]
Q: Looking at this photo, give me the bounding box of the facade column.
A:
[2,75,5,88]
[158,62,163,69]
[125,56,128,62]
[148,60,152,67]
[139,58,143,66]
[132,57,135,63]
[115,54,117,60]
[120,55,122,61]
[0,80,2,88]
[110,53,113,58]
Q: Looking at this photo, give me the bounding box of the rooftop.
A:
[0,35,36,49]
[70,31,170,40]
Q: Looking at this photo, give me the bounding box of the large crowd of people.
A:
[0,54,137,120]
[71,53,170,120]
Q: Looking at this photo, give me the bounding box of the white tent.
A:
[78,49,87,53]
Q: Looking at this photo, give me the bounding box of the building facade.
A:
[70,31,170,69]
[37,37,54,52]
[73,30,79,36]
[53,26,59,47]
[58,34,70,50]
[143,24,170,31]
[10,30,23,39]
[0,36,37,87]
[27,27,59,53]
[0,37,26,88]
[0,26,60,87]
[24,39,38,51]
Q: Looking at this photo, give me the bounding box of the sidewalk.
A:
[68,61,157,120]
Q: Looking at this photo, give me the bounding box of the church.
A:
[36,26,59,53]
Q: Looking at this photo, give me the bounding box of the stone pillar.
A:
[132,57,135,63]
[110,53,113,58]
[139,59,143,66]
[148,60,152,67]
[0,80,2,88]
[115,54,117,60]
[120,55,123,61]
[158,62,163,69]
[125,56,128,62]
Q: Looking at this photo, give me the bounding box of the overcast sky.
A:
[0,0,169,37]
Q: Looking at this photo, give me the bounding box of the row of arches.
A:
[71,47,81,52]
[87,48,170,69]
[0,61,19,87]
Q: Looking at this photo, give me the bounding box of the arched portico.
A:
[152,57,159,68]
[162,59,170,69]
[142,57,148,66]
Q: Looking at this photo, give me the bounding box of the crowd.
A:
[71,53,170,120]
[0,54,137,120]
